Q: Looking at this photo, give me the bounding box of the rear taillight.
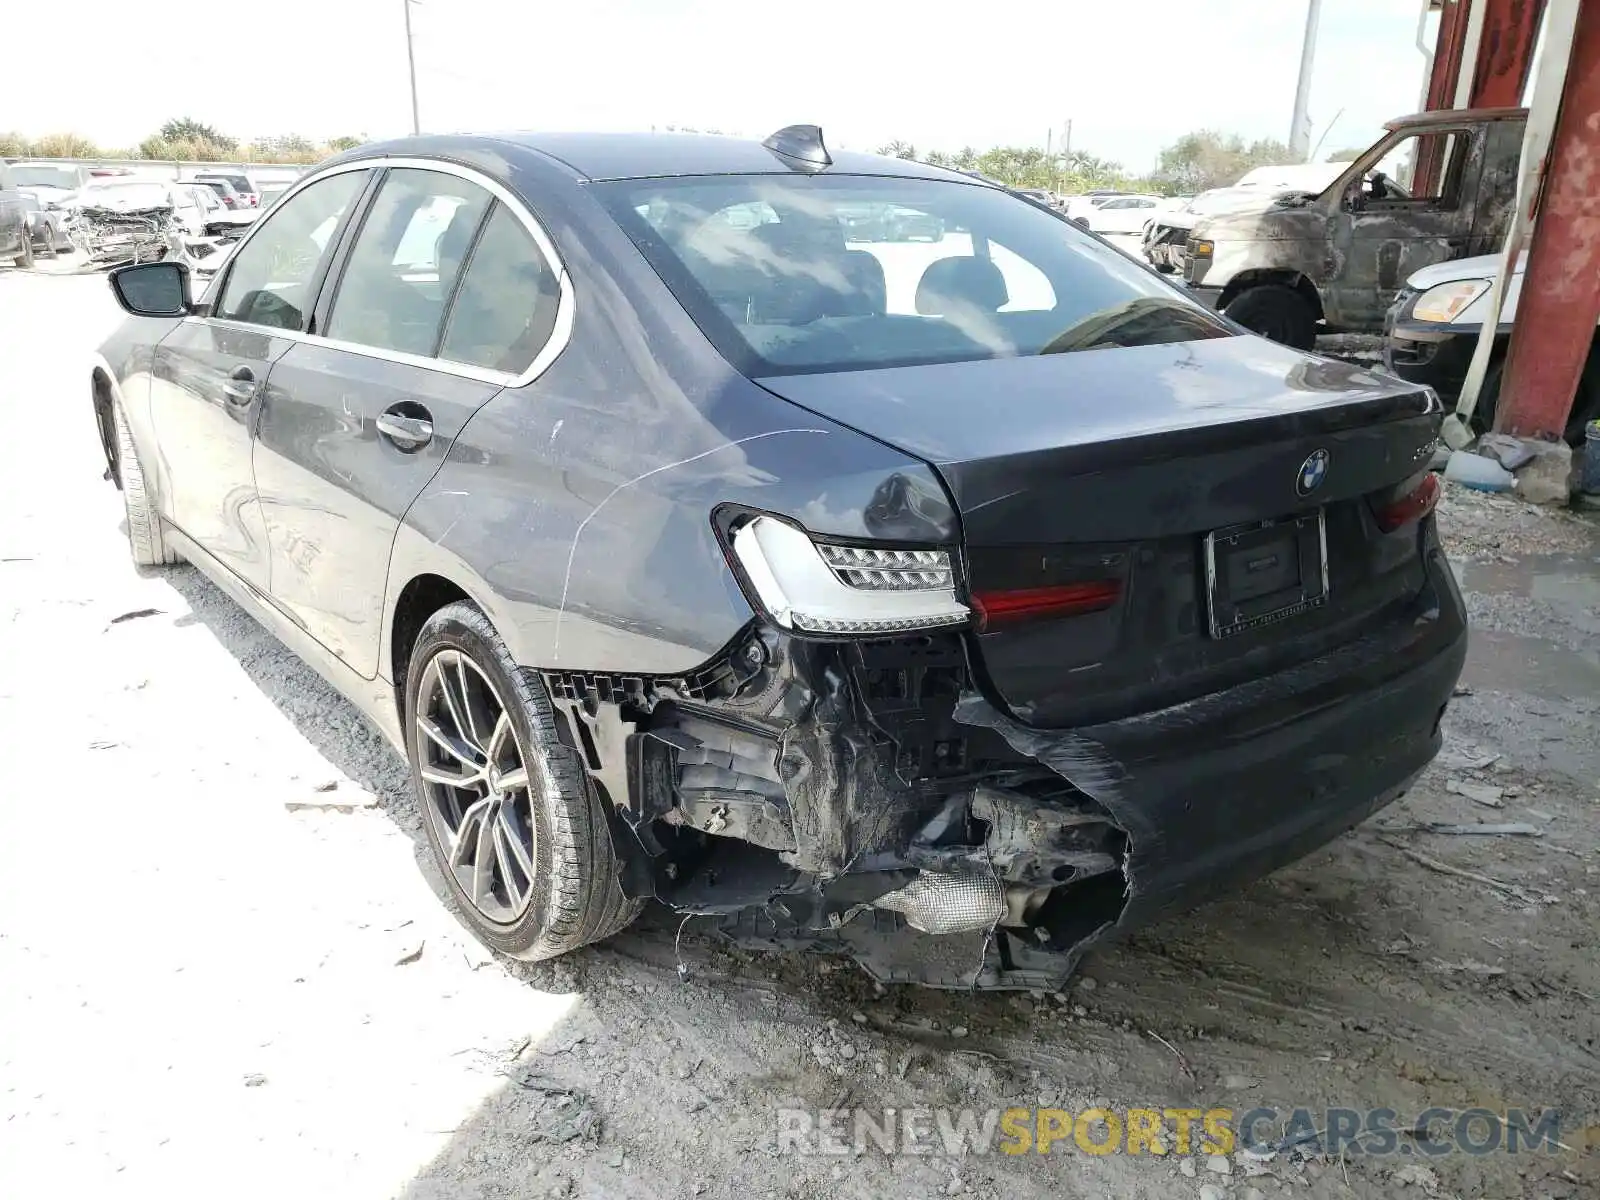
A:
[971,581,1122,629]
[1376,472,1442,533]
[728,515,969,635]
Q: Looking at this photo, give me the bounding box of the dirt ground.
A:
[1,265,1596,1200]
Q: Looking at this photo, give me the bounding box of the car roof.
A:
[336,130,977,184]
[1383,105,1527,130]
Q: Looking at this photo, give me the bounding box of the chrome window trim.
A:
[189,156,574,389]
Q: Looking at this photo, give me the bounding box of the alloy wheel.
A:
[415,649,538,925]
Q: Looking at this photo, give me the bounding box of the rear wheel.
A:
[110,398,179,566]
[1225,284,1318,350]
[406,602,642,962]
[13,230,34,269]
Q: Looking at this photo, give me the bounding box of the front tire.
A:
[13,231,34,269]
[406,602,642,962]
[111,398,179,566]
[1224,284,1318,350]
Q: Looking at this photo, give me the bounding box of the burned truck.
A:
[1184,107,1525,349]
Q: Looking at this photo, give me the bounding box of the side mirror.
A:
[110,261,192,317]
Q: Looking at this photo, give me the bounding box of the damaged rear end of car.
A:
[550,361,1464,989]
[538,157,1469,990]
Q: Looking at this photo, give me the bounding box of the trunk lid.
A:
[757,337,1442,727]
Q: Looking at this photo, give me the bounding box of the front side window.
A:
[212,171,366,330]
[438,202,562,373]
[597,174,1228,375]
[1360,130,1471,208]
[324,168,492,357]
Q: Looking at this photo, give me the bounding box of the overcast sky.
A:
[3,0,1433,167]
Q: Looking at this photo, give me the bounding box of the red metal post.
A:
[1426,0,1471,112]
[1472,0,1547,106]
[1494,0,1600,440]
[1417,1,1471,193]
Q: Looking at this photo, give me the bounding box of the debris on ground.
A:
[1444,448,1515,492]
[1378,821,1542,837]
[1445,778,1505,807]
[1477,433,1535,471]
[284,781,382,813]
[1381,841,1542,904]
[1512,438,1575,506]
[107,606,162,626]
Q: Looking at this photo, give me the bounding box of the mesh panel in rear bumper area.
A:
[872,867,1006,935]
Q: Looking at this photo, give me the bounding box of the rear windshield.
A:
[595,174,1229,375]
[200,174,252,191]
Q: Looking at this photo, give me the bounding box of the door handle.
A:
[222,365,257,406]
[376,406,434,451]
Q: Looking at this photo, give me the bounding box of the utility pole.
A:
[1289,0,1323,160]
[404,0,421,136]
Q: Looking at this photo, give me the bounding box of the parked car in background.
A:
[7,161,95,209]
[20,191,74,257]
[1014,187,1063,211]
[93,127,1465,990]
[191,177,247,210]
[1384,252,1600,444]
[1082,194,1170,236]
[256,183,292,210]
[182,183,255,238]
[0,162,33,268]
[1064,190,1132,223]
[192,171,259,208]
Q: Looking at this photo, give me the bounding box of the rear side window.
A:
[438,202,562,373]
[212,171,365,331]
[324,168,492,357]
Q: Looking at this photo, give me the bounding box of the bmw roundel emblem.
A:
[1297,448,1330,496]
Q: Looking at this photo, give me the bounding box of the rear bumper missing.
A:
[549,533,1467,989]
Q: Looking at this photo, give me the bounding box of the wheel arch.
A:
[1219,269,1324,322]
[386,571,476,716]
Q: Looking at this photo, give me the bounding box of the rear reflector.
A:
[1377,473,1442,532]
[971,581,1122,628]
